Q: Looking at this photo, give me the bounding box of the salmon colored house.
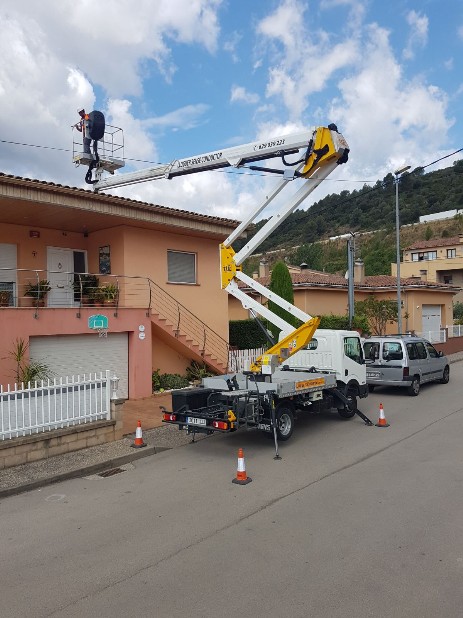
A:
[0,173,238,400]
[229,260,458,337]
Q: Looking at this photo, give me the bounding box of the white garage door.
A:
[422,305,441,337]
[30,333,129,399]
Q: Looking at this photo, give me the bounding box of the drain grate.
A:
[98,467,126,478]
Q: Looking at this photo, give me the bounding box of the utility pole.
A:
[347,234,355,329]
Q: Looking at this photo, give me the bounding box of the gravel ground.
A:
[1,351,462,498]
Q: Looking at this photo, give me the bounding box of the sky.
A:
[1,0,462,222]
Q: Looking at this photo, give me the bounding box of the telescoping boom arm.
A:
[93,124,349,371]
[219,125,349,371]
[94,129,330,192]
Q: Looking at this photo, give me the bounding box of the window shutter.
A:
[167,251,196,284]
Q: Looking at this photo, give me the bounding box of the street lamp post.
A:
[394,165,411,334]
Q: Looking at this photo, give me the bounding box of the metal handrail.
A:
[0,267,230,370]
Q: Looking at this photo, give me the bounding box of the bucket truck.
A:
[82,120,371,450]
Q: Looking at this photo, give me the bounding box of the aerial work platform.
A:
[72,123,125,177]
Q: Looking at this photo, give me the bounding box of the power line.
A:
[3,137,460,184]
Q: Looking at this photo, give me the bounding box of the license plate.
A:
[187,416,207,426]
[367,372,380,378]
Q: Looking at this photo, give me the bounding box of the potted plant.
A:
[73,274,99,305]
[100,283,119,306]
[25,280,51,306]
[0,290,11,307]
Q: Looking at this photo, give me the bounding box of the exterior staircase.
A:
[148,280,229,374]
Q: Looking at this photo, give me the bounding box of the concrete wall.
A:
[0,401,124,470]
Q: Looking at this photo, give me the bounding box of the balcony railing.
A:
[0,268,230,371]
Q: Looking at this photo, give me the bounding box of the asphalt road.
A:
[1,363,463,617]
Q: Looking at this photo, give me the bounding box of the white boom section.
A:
[232,159,338,266]
[223,159,339,333]
[94,130,316,192]
[219,126,349,342]
[226,280,294,334]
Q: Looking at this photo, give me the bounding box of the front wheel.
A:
[275,404,294,441]
[338,389,357,419]
[407,377,420,396]
[439,365,450,384]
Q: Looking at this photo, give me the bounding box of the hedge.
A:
[230,314,370,349]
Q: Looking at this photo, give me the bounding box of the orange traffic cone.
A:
[375,403,390,428]
[131,420,147,447]
[232,448,252,485]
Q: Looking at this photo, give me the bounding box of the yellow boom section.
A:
[250,316,321,372]
[301,126,345,177]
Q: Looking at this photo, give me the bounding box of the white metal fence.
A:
[228,347,266,373]
[416,330,447,344]
[0,371,112,440]
[448,324,463,338]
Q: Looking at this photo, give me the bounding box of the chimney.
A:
[419,269,427,282]
[252,271,259,280]
[458,234,463,244]
[300,262,308,270]
[259,259,270,278]
[353,259,365,284]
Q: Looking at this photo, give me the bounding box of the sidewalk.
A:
[2,353,463,499]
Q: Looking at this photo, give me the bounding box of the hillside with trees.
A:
[237,159,463,277]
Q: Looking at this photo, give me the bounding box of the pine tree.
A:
[267,261,299,341]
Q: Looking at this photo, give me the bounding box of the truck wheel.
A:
[338,388,357,419]
[407,377,420,396]
[275,404,294,441]
[439,366,450,384]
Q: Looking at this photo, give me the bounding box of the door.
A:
[47,248,74,307]
[47,248,87,307]
[0,243,17,306]
[29,333,129,398]
[422,305,441,341]
[424,340,446,381]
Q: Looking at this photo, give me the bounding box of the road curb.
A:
[0,444,170,500]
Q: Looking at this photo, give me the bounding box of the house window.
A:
[447,248,456,258]
[443,275,453,284]
[413,251,437,261]
[167,250,197,284]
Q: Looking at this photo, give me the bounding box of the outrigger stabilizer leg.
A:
[269,395,282,460]
[332,389,373,426]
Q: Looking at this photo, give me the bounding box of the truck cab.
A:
[285,329,368,399]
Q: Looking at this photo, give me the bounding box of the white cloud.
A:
[403,10,428,60]
[0,0,223,193]
[143,104,210,130]
[223,31,242,63]
[230,86,260,104]
[329,24,453,182]
[257,0,359,119]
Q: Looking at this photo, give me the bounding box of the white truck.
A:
[82,120,371,452]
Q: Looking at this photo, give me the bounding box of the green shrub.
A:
[229,319,270,350]
[318,314,370,334]
[152,369,189,392]
[186,361,214,382]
